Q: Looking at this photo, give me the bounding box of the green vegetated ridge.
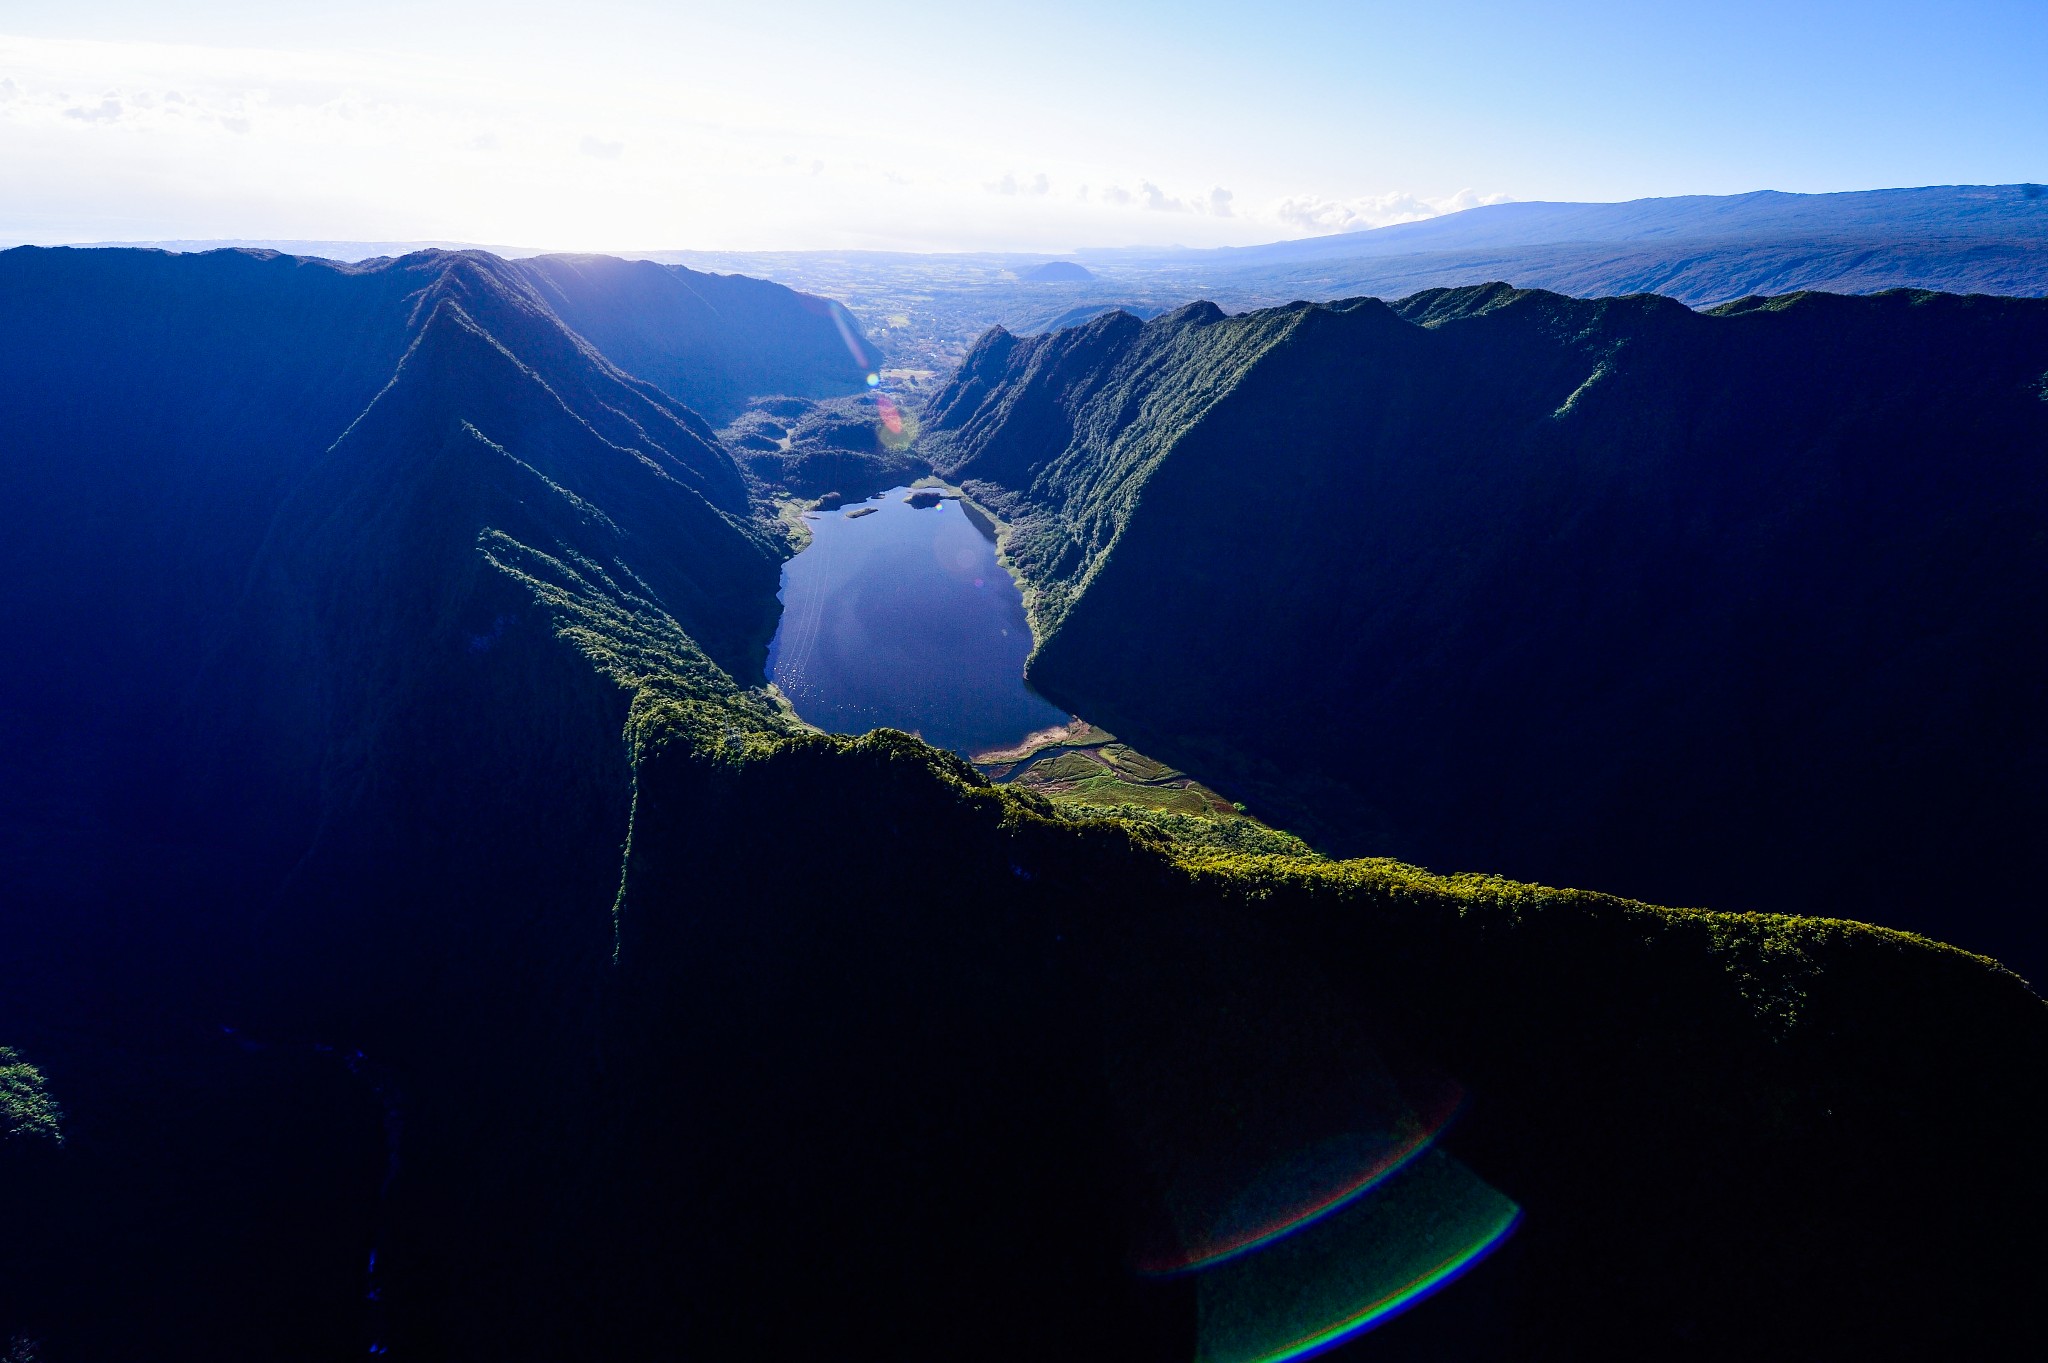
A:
[610,725,2048,1360]
[0,1049,61,1146]
[0,250,2043,1359]
[923,283,2048,981]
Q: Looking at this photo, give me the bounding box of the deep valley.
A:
[2,239,2044,1363]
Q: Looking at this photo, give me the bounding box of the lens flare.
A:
[1137,1080,1466,1276]
[828,298,874,370]
[1087,907,1516,1360]
[1193,1147,1521,1363]
[875,391,919,451]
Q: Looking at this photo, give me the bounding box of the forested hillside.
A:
[924,285,2048,980]
[0,254,2041,1360]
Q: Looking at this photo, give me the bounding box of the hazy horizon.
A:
[3,1,2044,254]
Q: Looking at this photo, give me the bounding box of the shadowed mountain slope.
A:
[512,253,878,422]
[0,245,785,1356]
[1,253,2043,1361]
[0,245,776,963]
[924,285,2048,980]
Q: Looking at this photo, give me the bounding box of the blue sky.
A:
[1,0,2042,250]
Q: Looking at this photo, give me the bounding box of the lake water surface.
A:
[767,488,1067,755]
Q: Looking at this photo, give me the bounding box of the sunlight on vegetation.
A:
[0,1048,63,1146]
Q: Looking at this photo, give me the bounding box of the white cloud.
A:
[0,34,1285,252]
[986,170,1050,197]
[1091,180,1236,216]
[64,96,123,123]
[1138,180,1186,212]
[1273,187,1512,234]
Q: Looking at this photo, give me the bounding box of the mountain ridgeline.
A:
[0,243,827,1352]
[512,253,879,423]
[640,184,2048,370]
[0,244,862,985]
[0,250,2042,1360]
[923,285,2048,979]
[1140,183,2048,310]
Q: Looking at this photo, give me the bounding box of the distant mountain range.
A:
[668,183,2048,364]
[52,185,2048,367]
[56,237,558,259]
[1125,183,2048,310]
[1185,183,2048,265]
[132,181,2030,281]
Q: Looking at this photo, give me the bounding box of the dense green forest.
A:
[924,284,2048,982]
[1,249,2042,1360]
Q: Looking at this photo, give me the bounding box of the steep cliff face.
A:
[3,253,2044,1361]
[592,727,2048,1362]
[923,285,2048,978]
[0,246,789,1357]
[0,245,781,987]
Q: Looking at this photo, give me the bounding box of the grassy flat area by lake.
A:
[975,721,1297,844]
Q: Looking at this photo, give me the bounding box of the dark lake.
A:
[766,487,1068,756]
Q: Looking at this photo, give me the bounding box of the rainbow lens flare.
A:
[1089,907,1518,1359]
[1192,1147,1521,1363]
[1137,1081,1467,1276]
